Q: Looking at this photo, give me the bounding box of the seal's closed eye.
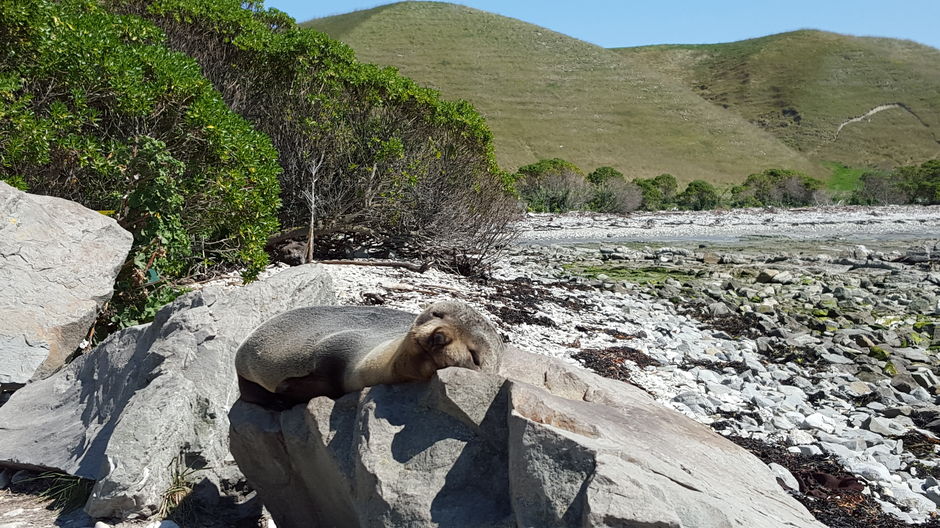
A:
[429,331,449,347]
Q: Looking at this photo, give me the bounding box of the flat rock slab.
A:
[230,348,824,528]
[0,182,132,385]
[0,265,334,518]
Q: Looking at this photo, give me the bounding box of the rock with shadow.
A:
[229,347,826,528]
[0,265,334,519]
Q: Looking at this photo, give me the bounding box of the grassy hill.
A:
[619,30,940,169]
[303,2,821,185]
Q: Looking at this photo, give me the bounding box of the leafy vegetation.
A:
[517,159,642,214]
[516,158,588,212]
[634,174,678,210]
[115,0,517,273]
[0,0,282,327]
[730,168,826,208]
[21,472,94,512]
[676,180,720,211]
[853,159,940,205]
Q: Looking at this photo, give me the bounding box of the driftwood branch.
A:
[318,259,431,273]
[265,224,376,249]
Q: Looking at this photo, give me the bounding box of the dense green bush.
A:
[730,168,825,207]
[584,166,641,214]
[676,180,720,211]
[111,0,517,273]
[0,0,282,325]
[516,158,589,212]
[633,174,678,210]
[899,159,940,204]
[586,166,623,186]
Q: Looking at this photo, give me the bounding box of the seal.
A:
[235,300,503,409]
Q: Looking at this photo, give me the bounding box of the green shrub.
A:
[588,178,643,214]
[0,0,282,328]
[677,180,720,210]
[730,168,825,207]
[633,173,678,210]
[586,166,623,186]
[899,159,940,205]
[112,0,516,273]
[516,158,589,212]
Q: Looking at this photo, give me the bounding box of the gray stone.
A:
[707,302,731,317]
[802,412,835,434]
[819,442,855,461]
[865,416,910,437]
[788,445,823,457]
[846,380,873,397]
[787,429,815,446]
[913,369,940,391]
[925,486,940,507]
[768,462,799,491]
[756,269,781,283]
[821,353,855,365]
[892,372,920,393]
[0,182,133,385]
[230,348,825,528]
[848,461,892,482]
[0,265,335,518]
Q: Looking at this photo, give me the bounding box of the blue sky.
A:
[265,0,940,49]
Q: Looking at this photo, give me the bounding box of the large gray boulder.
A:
[230,348,825,528]
[0,265,334,518]
[0,181,133,385]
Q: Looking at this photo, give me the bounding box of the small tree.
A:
[633,173,678,210]
[852,170,907,205]
[899,160,940,205]
[730,168,825,207]
[516,158,590,212]
[677,180,720,210]
[589,178,643,213]
[587,166,623,186]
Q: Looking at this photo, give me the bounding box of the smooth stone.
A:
[848,461,892,482]
[768,462,800,491]
[802,413,835,434]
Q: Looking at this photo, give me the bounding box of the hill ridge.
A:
[305,2,940,182]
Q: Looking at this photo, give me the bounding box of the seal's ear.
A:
[414,304,448,327]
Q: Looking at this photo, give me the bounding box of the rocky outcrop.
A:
[0,182,133,385]
[0,265,334,518]
[230,347,824,528]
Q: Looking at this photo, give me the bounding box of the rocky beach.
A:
[324,205,940,526]
[2,204,940,527]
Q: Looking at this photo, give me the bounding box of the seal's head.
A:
[399,300,504,379]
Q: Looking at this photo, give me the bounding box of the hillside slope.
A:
[620,30,940,168]
[304,2,820,184]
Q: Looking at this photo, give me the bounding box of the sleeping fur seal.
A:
[235,300,503,409]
